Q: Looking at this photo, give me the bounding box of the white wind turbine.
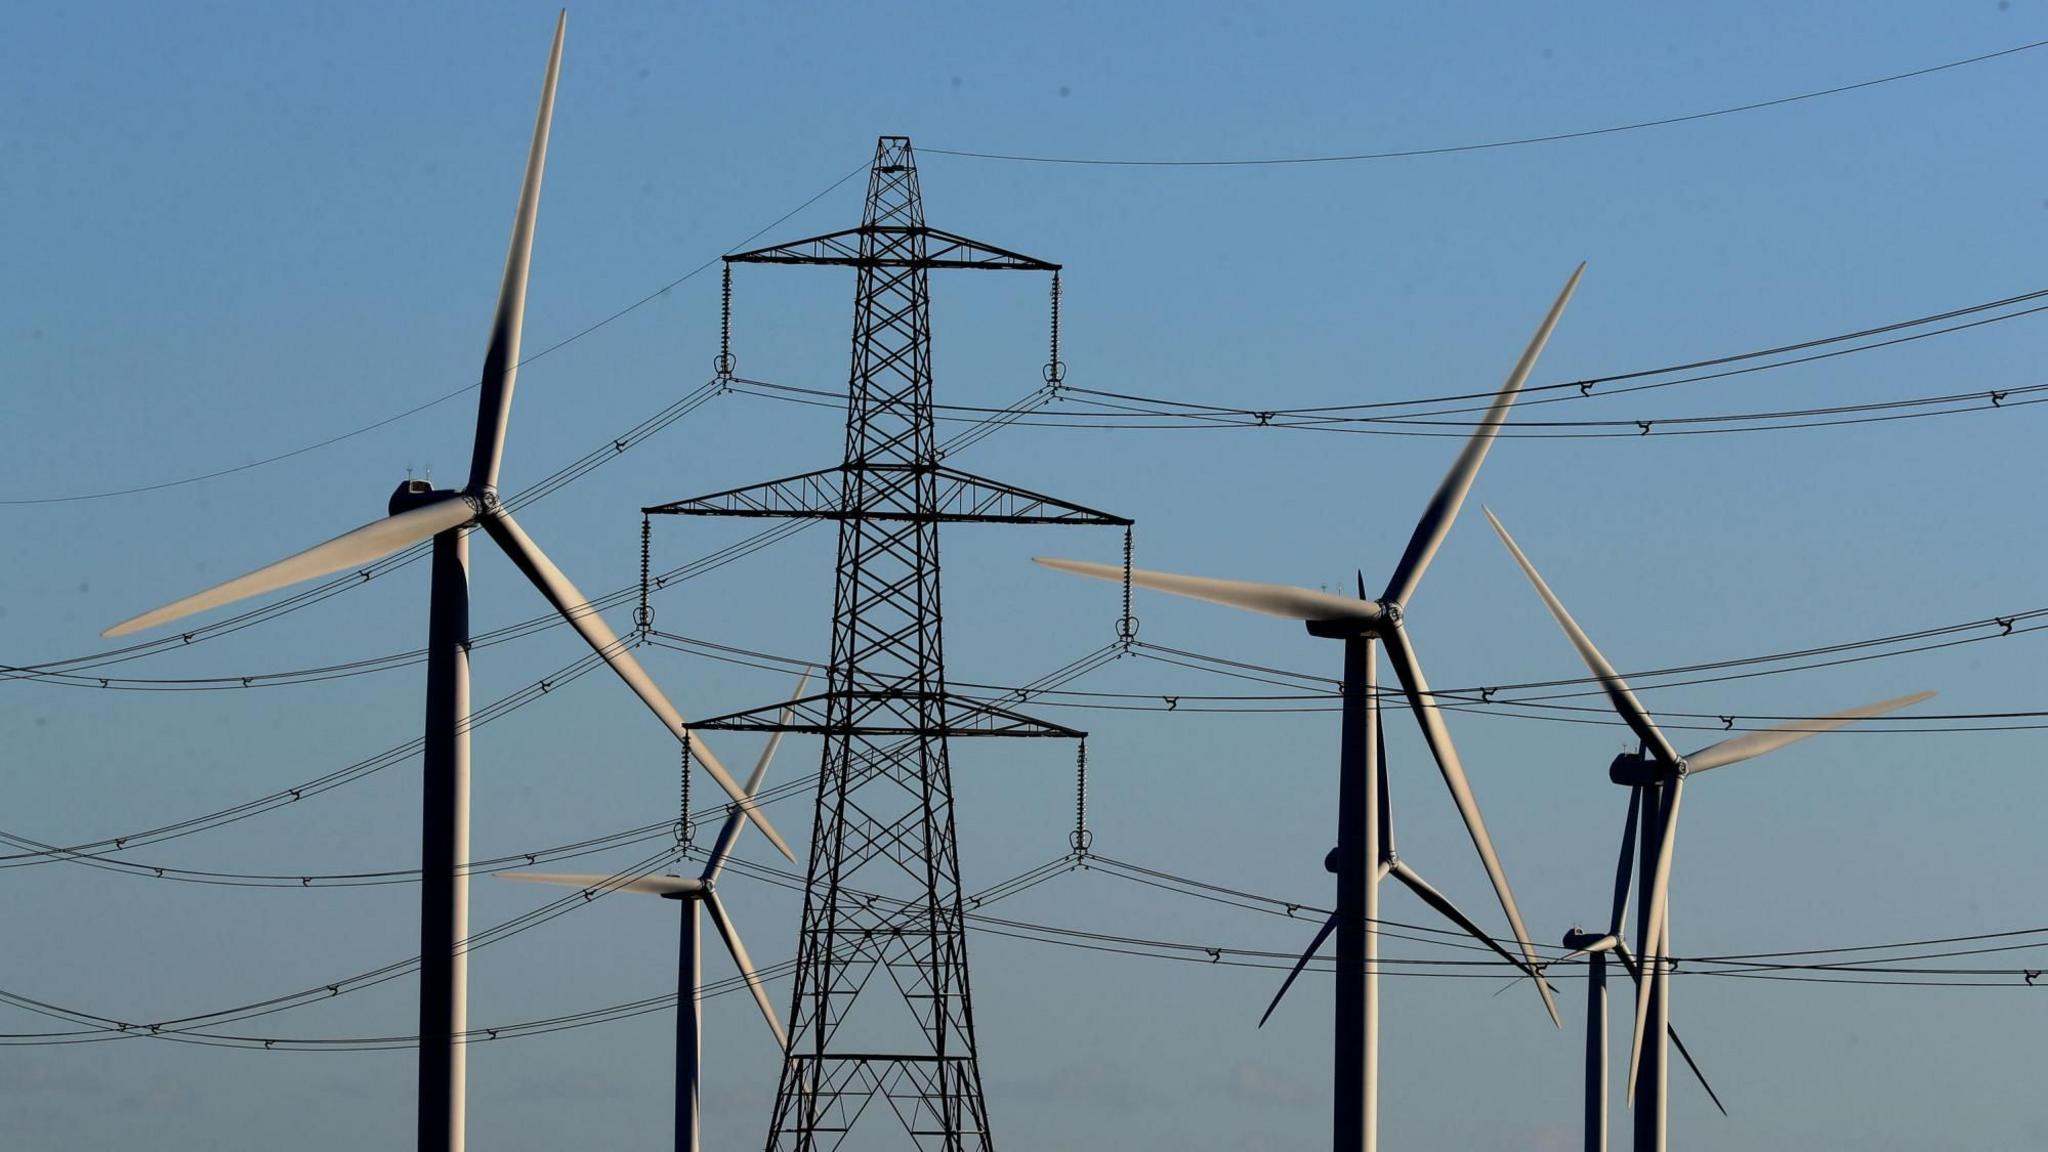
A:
[100,14,790,1152]
[502,671,807,1152]
[1483,507,1933,1152]
[1556,780,1726,1152]
[1036,265,1584,1152]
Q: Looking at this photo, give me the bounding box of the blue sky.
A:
[5,2,2047,1149]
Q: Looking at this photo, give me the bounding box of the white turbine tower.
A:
[1036,265,1585,1152]
[100,14,790,1152]
[502,672,807,1152]
[1483,507,1933,1152]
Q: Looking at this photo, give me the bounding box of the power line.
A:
[925,40,2048,167]
[725,281,2048,437]
[12,279,2037,682]
[645,607,2048,733]
[0,852,1077,1049]
[733,373,2048,440]
[0,637,1124,879]
[1,377,729,682]
[9,847,2041,1049]
[2,513,814,692]
[0,846,693,1045]
[11,588,2020,880]
[0,160,871,507]
[1072,288,2048,416]
[4,375,1057,687]
[15,587,2028,866]
[1086,854,2048,970]
[0,382,1076,872]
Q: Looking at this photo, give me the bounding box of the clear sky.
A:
[5,2,2047,1149]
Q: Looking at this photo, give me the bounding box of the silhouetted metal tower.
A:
[646,136,1128,1151]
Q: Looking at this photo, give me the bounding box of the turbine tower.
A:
[100,15,789,1152]
[1483,507,1932,1152]
[1035,266,1583,1152]
[644,136,1129,1150]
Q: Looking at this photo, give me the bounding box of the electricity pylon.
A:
[646,136,1128,1151]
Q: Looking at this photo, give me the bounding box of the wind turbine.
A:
[502,672,806,1152]
[1556,784,1726,1152]
[100,14,790,1152]
[1035,265,1585,1152]
[1483,507,1933,1152]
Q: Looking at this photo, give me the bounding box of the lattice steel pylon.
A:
[646,136,1129,1151]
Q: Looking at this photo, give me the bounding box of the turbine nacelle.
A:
[1304,603,1393,640]
[1607,750,1685,788]
[1561,928,1619,953]
[388,478,464,516]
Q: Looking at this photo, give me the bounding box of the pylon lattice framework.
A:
[647,136,1129,1152]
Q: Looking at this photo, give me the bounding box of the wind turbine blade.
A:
[1482,507,1680,765]
[1380,626,1560,1027]
[1376,720,1395,860]
[703,669,812,883]
[1387,860,1560,1016]
[1667,1019,1728,1117]
[1607,787,1641,937]
[467,11,566,494]
[481,509,795,863]
[1379,264,1583,608]
[1626,780,1683,1102]
[1613,941,1723,1114]
[1033,557,1381,625]
[497,871,701,897]
[705,891,788,1049]
[1257,914,1338,1028]
[1683,691,1935,774]
[103,493,474,638]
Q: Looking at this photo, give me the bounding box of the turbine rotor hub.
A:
[658,875,711,901]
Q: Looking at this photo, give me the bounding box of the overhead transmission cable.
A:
[732,372,2048,440]
[0,387,1090,874]
[0,632,1123,878]
[7,847,2043,1050]
[924,39,2048,167]
[11,589,2038,880]
[0,850,1076,1049]
[5,367,1060,686]
[12,278,2037,685]
[0,159,871,507]
[1067,287,2048,416]
[1,376,730,681]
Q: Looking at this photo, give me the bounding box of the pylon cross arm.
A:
[726,225,1058,271]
